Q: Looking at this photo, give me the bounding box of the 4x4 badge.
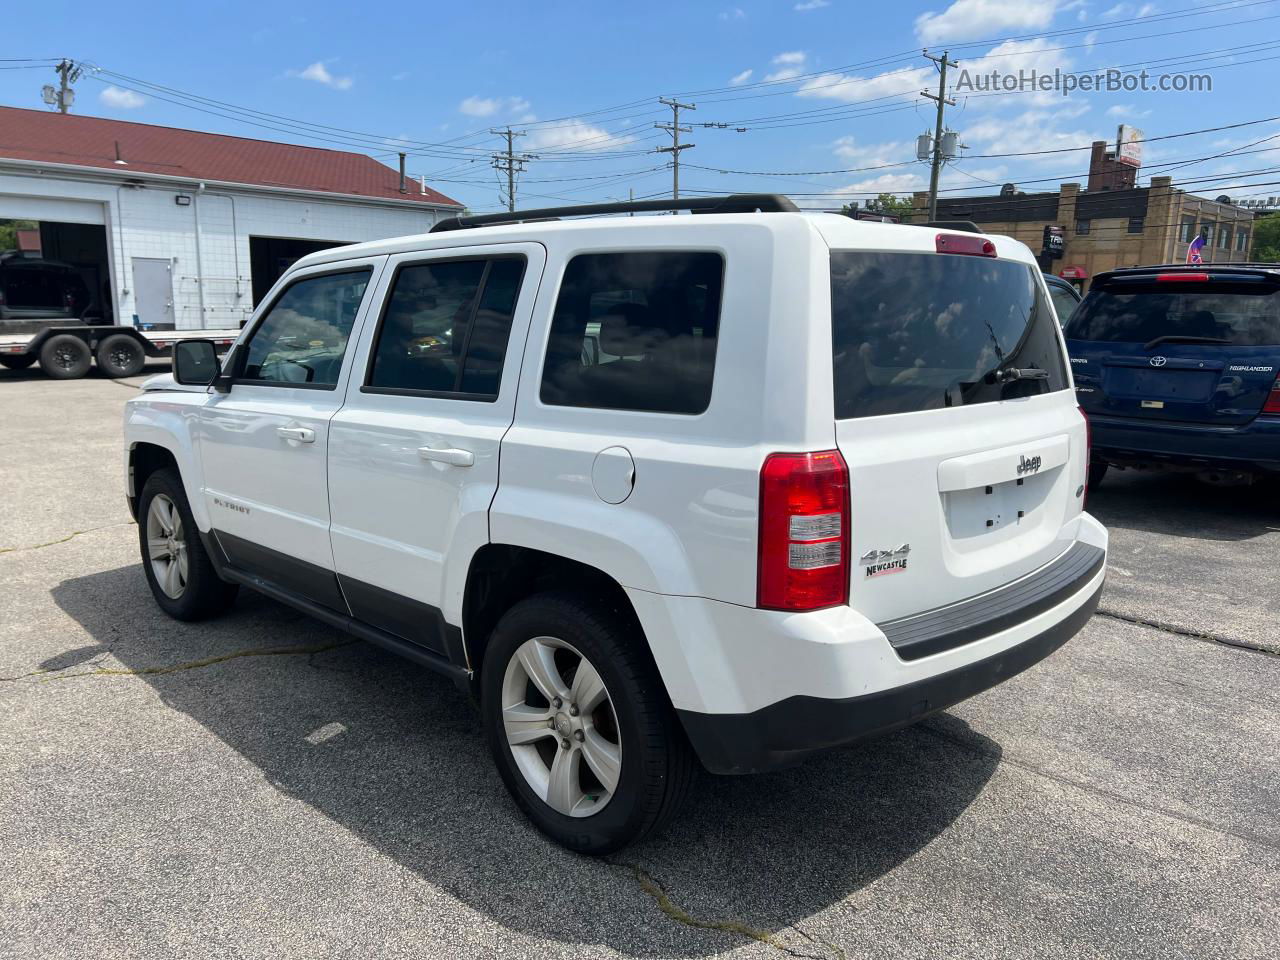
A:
[861,544,911,578]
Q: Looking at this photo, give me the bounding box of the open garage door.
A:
[1,200,113,333]
[249,236,350,307]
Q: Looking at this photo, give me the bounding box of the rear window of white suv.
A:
[831,252,1068,419]
[541,251,724,414]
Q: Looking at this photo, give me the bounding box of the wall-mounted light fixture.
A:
[175,194,192,206]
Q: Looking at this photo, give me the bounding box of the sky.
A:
[3,0,1279,213]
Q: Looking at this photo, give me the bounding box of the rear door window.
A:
[364,257,524,399]
[830,252,1068,420]
[541,251,724,414]
[1065,280,1280,346]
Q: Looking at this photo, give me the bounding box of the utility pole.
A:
[655,97,695,201]
[47,60,81,114]
[921,50,958,221]
[491,127,534,212]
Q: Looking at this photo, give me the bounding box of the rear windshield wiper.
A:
[1143,335,1231,349]
[994,367,1050,382]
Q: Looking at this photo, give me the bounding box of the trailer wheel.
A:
[0,355,36,371]
[38,334,92,380]
[96,334,146,378]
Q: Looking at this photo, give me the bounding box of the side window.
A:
[540,251,724,415]
[239,269,372,387]
[365,256,525,398]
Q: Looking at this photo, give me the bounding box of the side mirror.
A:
[173,339,220,386]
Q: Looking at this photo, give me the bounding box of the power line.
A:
[491,127,535,211]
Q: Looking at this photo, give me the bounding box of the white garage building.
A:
[0,106,462,330]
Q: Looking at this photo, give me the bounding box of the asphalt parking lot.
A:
[2,364,1277,960]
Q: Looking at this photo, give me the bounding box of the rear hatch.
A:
[1065,270,1280,425]
[829,243,1084,623]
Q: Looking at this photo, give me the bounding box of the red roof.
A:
[0,106,460,207]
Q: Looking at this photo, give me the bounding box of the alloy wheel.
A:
[501,636,622,817]
[146,493,189,599]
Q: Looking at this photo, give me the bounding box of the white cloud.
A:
[795,0,830,10]
[99,86,145,109]
[832,136,911,167]
[719,7,746,20]
[915,0,1060,45]
[961,108,1101,164]
[1106,103,1152,119]
[525,120,634,152]
[459,95,530,118]
[289,61,353,90]
[1101,2,1156,20]
[766,50,808,82]
[730,68,754,85]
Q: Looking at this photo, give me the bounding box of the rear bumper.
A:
[679,578,1102,774]
[1090,412,1280,473]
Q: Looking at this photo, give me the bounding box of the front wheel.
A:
[481,593,694,854]
[138,469,238,620]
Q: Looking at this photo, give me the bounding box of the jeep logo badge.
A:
[1150,356,1168,367]
[1017,454,1042,475]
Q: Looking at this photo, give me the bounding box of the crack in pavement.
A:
[1095,607,1279,657]
[610,861,846,959]
[0,640,356,683]
[917,722,1280,852]
[0,522,134,555]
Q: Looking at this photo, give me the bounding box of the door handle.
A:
[277,426,315,443]
[418,445,474,467]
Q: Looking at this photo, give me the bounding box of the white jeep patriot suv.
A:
[124,194,1107,854]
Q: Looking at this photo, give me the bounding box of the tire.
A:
[481,592,695,855]
[96,333,146,378]
[38,334,92,379]
[0,355,36,370]
[138,468,238,621]
[1088,458,1109,490]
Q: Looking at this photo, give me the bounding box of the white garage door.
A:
[0,194,106,225]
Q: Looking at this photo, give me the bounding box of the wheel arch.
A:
[461,544,667,696]
[127,442,180,520]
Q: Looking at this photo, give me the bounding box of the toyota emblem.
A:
[1150,356,1168,367]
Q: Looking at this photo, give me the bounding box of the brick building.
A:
[911,141,1256,290]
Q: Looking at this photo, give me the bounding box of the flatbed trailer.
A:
[0,325,239,379]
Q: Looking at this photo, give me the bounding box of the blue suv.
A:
[1065,264,1280,486]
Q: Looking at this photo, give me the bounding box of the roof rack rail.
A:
[925,220,983,234]
[429,193,799,233]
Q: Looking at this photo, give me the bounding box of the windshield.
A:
[1048,284,1080,327]
[830,251,1068,420]
[1066,280,1280,345]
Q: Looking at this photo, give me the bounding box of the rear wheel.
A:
[38,334,91,379]
[481,592,694,855]
[0,355,36,370]
[1088,458,1109,490]
[96,333,146,378]
[138,469,238,620]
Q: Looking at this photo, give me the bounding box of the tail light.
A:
[1264,374,1280,415]
[757,450,850,611]
[1156,272,1208,283]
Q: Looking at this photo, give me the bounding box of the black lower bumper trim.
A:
[678,579,1102,775]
